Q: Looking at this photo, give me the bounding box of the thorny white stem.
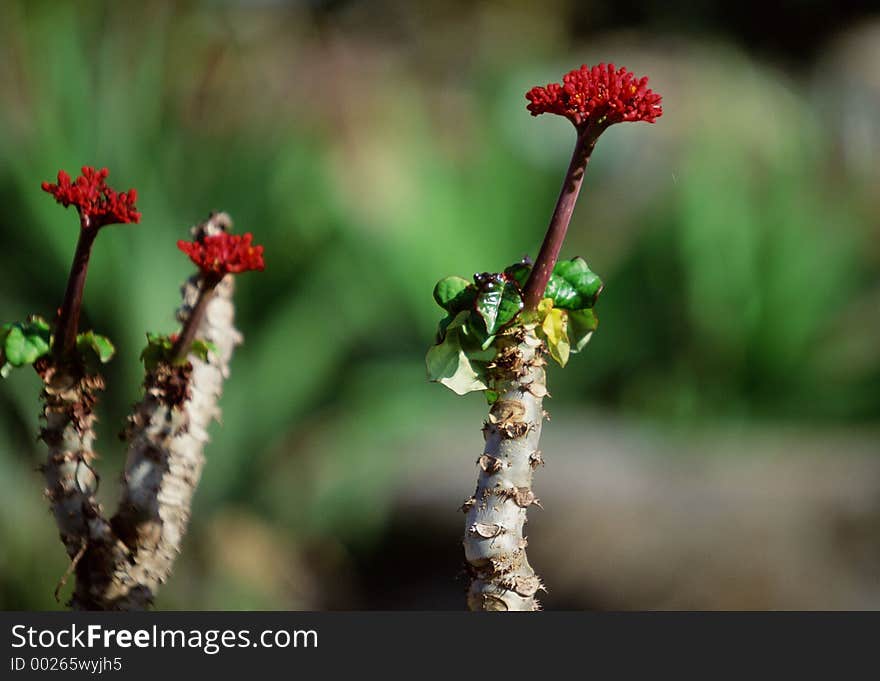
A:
[462,325,547,611]
[102,213,242,610]
[40,369,114,565]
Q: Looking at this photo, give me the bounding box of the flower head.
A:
[41,166,141,228]
[526,63,662,131]
[177,232,265,278]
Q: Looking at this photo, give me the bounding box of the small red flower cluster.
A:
[41,167,141,228]
[177,232,265,278]
[526,63,662,130]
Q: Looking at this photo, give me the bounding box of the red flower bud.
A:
[41,166,141,228]
[526,63,662,131]
[177,232,265,278]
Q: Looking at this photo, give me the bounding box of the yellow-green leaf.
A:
[539,300,570,367]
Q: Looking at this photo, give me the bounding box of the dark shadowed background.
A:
[1,0,879,610]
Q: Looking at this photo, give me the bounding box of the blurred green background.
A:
[1,0,879,610]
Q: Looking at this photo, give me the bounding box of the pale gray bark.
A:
[462,325,547,611]
[40,369,114,567]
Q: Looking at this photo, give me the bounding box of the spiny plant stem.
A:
[463,327,547,610]
[522,129,598,310]
[54,224,98,361]
[105,270,241,609]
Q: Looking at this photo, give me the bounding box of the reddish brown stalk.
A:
[170,276,220,362]
[53,223,98,361]
[522,128,599,310]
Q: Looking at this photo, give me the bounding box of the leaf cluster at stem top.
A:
[140,332,216,372]
[432,257,602,343]
[0,316,116,377]
[426,257,604,395]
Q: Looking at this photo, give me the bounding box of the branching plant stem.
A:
[38,213,242,609]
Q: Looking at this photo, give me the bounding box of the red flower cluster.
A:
[526,63,662,130]
[177,232,265,278]
[41,167,141,228]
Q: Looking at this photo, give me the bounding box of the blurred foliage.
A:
[0,0,878,609]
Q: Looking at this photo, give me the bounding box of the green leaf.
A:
[474,273,524,335]
[433,276,476,313]
[426,311,495,395]
[5,322,50,365]
[435,313,455,342]
[503,262,531,289]
[140,333,174,372]
[545,257,604,310]
[26,315,51,333]
[20,337,47,364]
[146,332,174,349]
[465,313,493,349]
[141,332,212,370]
[189,339,216,363]
[23,317,52,361]
[3,326,27,365]
[552,256,589,279]
[568,309,598,353]
[0,317,52,375]
[76,331,115,363]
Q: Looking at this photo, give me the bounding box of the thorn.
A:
[478,454,505,473]
[523,382,548,398]
[529,450,544,469]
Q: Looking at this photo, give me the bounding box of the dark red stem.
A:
[170,276,221,362]
[53,224,98,361]
[522,128,599,310]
